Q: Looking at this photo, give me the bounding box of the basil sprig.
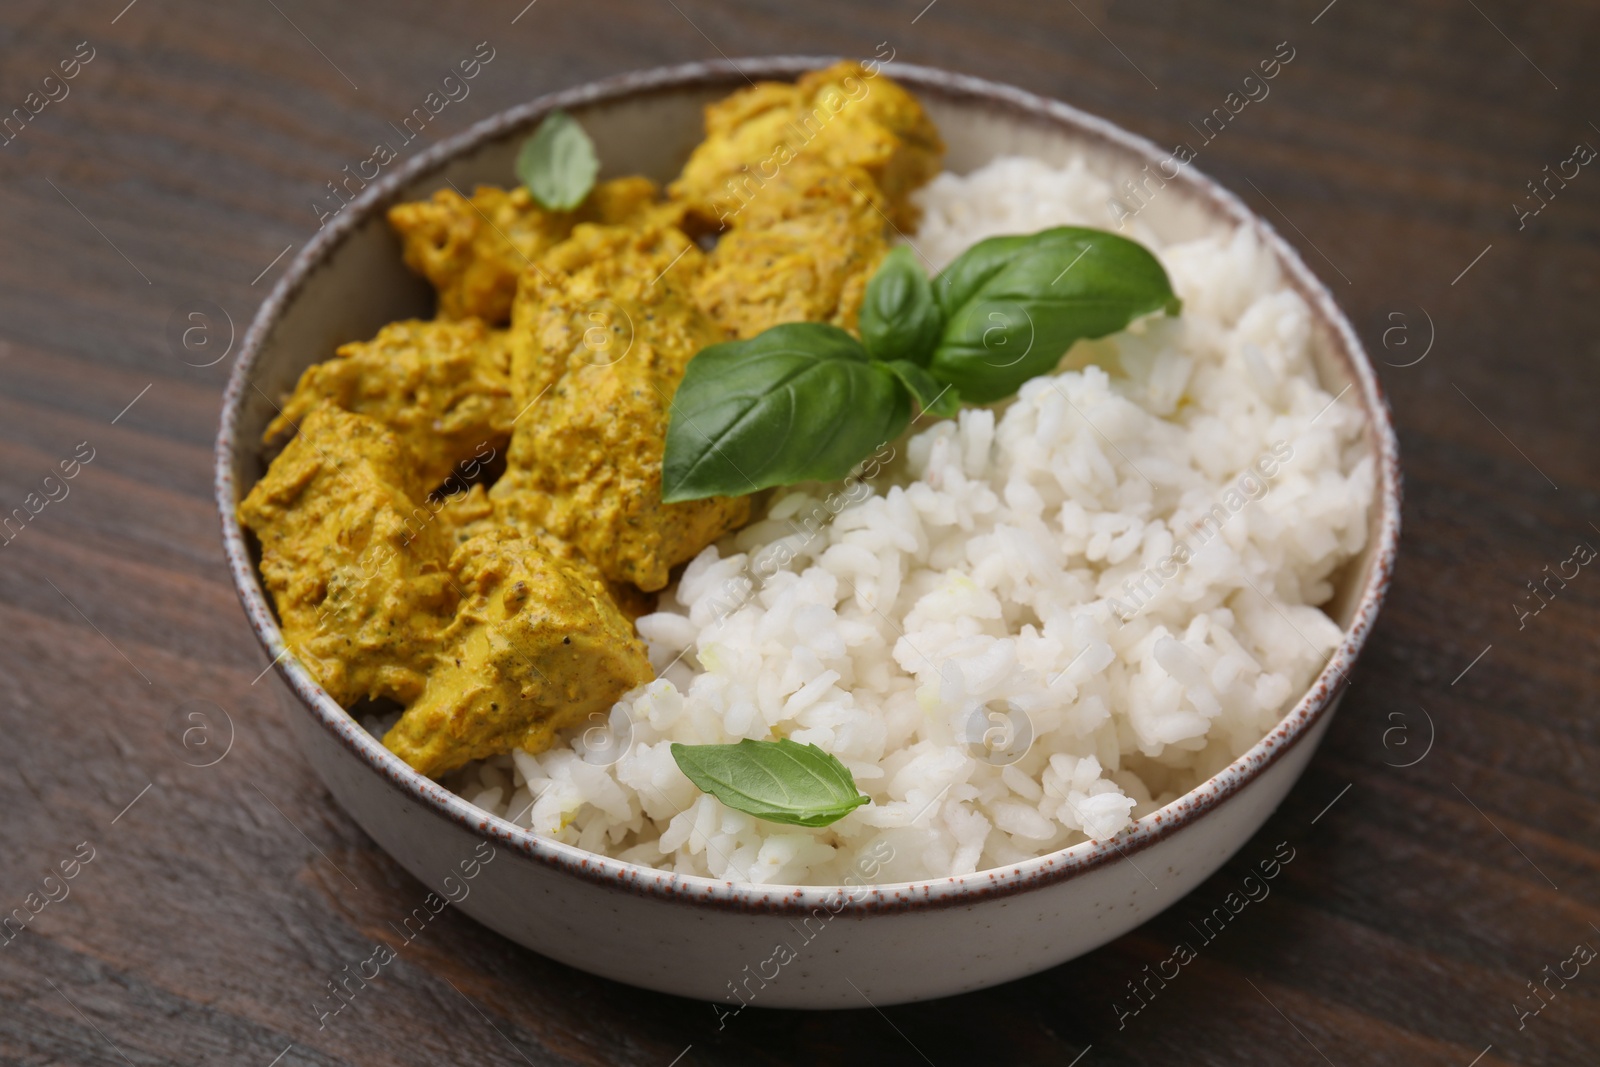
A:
[662,226,1177,502]
[516,110,599,212]
[670,739,871,827]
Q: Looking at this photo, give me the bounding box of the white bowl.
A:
[216,57,1401,1008]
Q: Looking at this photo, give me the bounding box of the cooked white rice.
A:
[450,156,1374,886]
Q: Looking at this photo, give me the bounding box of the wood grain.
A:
[2,0,1598,1063]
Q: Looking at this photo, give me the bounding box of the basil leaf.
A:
[883,359,959,418]
[515,110,599,212]
[929,227,1179,403]
[860,245,943,366]
[662,323,912,503]
[670,739,871,827]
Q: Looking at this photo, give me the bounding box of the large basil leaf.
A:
[670,739,871,827]
[661,323,911,503]
[859,245,943,366]
[515,110,599,212]
[929,227,1179,403]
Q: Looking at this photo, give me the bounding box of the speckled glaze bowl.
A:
[216,57,1401,1008]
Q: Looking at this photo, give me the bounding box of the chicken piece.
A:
[382,529,653,777]
[501,219,710,406]
[691,160,891,338]
[264,318,514,489]
[671,61,944,232]
[670,63,943,339]
[489,221,751,591]
[388,176,661,323]
[238,408,458,706]
[444,511,660,623]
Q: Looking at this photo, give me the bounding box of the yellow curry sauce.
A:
[238,61,944,778]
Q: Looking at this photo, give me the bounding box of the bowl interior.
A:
[223,59,1394,896]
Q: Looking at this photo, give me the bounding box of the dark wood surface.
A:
[3,0,1598,1063]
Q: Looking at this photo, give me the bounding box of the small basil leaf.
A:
[860,245,943,366]
[929,227,1179,404]
[515,110,599,212]
[670,739,871,827]
[883,360,959,418]
[662,323,912,503]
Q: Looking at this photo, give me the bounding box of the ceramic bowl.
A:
[216,56,1401,1008]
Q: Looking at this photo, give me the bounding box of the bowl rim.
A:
[215,55,1402,915]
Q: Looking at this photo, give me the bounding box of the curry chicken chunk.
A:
[264,317,514,488]
[238,407,459,707]
[691,160,891,339]
[381,529,652,778]
[388,176,660,324]
[671,61,943,339]
[489,220,751,592]
[670,60,943,232]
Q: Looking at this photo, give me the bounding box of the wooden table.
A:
[2,0,1596,1063]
